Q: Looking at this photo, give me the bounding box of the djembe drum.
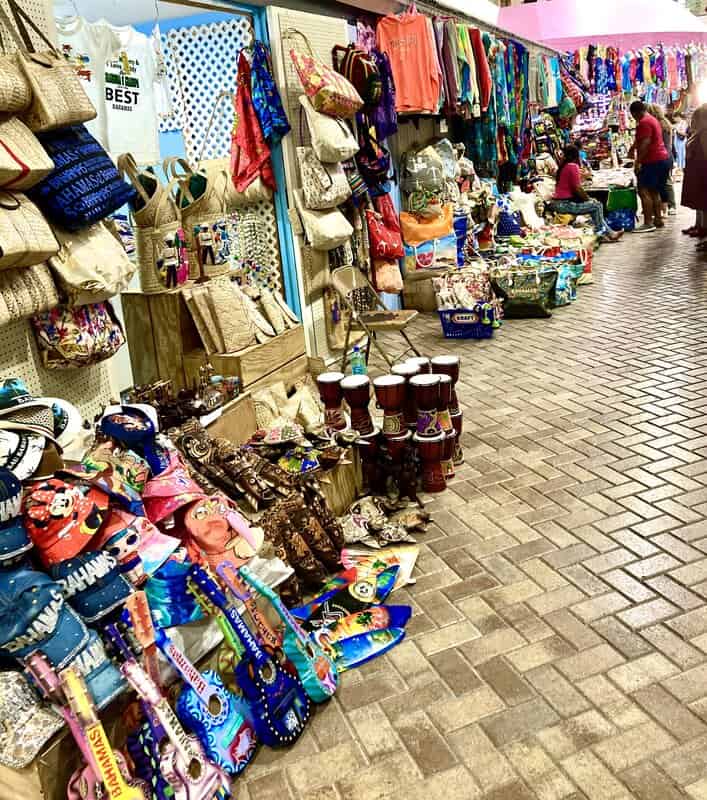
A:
[373,375,406,437]
[391,361,421,430]
[410,374,441,437]
[431,355,461,414]
[451,410,464,465]
[342,375,373,436]
[384,430,416,501]
[435,374,453,434]
[355,427,382,493]
[413,432,446,492]
[316,371,347,431]
[407,356,431,374]
[441,429,456,479]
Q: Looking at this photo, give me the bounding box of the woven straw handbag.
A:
[167,157,233,279]
[0,263,58,326]
[133,179,189,294]
[0,116,54,191]
[0,1,95,133]
[117,153,178,229]
[0,190,58,270]
[49,222,136,307]
[0,45,30,115]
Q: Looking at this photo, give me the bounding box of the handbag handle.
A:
[0,190,20,210]
[153,178,183,227]
[0,0,59,56]
[117,153,153,207]
[281,28,315,59]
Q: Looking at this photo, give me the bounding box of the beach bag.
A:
[294,190,353,251]
[403,234,457,272]
[28,125,135,231]
[606,187,638,213]
[372,259,403,293]
[298,147,351,210]
[606,209,635,232]
[401,204,454,246]
[0,117,54,191]
[285,29,362,119]
[32,301,126,369]
[492,269,557,318]
[0,190,58,270]
[0,0,95,132]
[298,96,359,163]
[0,264,58,326]
[332,44,382,107]
[49,222,136,306]
[365,208,403,259]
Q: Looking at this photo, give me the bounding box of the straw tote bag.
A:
[0,1,95,132]
[0,117,54,191]
[0,190,58,269]
[298,95,358,164]
[48,222,136,307]
[293,189,352,251]
[0,32,30,115]
[117,153,178,229]
[0,263,58,326]
[297,146,351,210]
[168,157,234,279]
[284,28,362,119]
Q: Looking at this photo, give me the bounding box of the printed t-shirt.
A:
[635,113,669,164]
[554,163,581,200]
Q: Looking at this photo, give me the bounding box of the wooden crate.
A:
[209,325,306,388]
[205,392,257,443]
[121,287,202,391]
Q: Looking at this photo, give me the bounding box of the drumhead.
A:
[410,374,440,388]
[413,431,445,444]
[431,355,460,367]
[318,371,345,383]
[433,374,452,385]
[373,375,405,387]
[407,357,431,370]
[391,362,419,378]
[341,375,370,389]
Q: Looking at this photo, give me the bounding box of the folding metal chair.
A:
[331,266,420,371]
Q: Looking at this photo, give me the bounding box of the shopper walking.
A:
[682,104,707,244]
[551,145,624,243]
[629,100,671,232]
[674,112,688,175]
[648,104,677,216]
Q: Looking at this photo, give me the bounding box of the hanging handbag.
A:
[28,125,135,232]
[364,208,404,259]
[31,300,126,369]
[355,123,390,188]
[133,179,189,293]
[298,96,358,164]
[301,245,331,297]
[332,44,382,107]
[0,190,58,270]
[0,32,30,115]
[0,117,54,191]
[372,259,403,293]
[298,146,351,210]
[0,263,58,326]
[0,0,95,132]
[48,222,136,307]
[285,29,363,119]
[294,189,353,251]
[400,204,454,247]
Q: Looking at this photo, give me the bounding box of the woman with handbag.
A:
[551,145,624,244]
[682,104,707,247]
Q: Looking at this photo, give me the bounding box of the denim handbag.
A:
[28,125,135,232]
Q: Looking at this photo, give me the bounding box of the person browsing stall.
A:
[551,144,624,243]
[629,100,671,232]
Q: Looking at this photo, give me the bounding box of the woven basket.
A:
[0,263,58,326]
[134,179,189,294]
[118,153,178,229]
[0,116,54,191]
[0,53,30,115]
[0,191,58,270]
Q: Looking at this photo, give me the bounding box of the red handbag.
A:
[374,193,401,233]
[365,207,403,260]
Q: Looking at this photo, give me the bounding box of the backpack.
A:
[332,44,382,108]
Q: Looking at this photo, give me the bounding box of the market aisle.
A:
[245,212,707,800]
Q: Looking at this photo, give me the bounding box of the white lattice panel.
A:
[268,7,350,362]
[233,203,283,290]
[163,18,253,163]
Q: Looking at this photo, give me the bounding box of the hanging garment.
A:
[441,19,460,112]
[370,49,397,140]
[356,22,376,53]
[231,52,274,192]
[469,28,492,113]
[250,41,290,146]
[605,48,617,93]
[426,16,445,112]
[490,37,509,128]
[376,11,440,113]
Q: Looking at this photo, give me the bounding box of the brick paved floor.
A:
[243,209,707,800]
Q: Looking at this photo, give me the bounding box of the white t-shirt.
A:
[94,21,161,165]
[56,16,119,149]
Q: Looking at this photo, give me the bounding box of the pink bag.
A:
[285,28,363,119]
[373,259,403,293]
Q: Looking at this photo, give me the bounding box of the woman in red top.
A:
[630,100,671,232]
[552,145,624,243]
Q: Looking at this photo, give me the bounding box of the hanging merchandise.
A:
[231,52,275,194]
[299,96,359,164]
[376,5,440,114]
[48,222,137,307]
[294,189,353,251]
[297,147,351,210]
[332,44,382,108]
[0,118,54,192]
[31,300,126,369]
[0,191,59,270]
[0,1,96,133]
[372,259,403,293]
[364,208,404,259]
[0,264,58,326]
[91,20,161,165]
[249,41,291,146]
[27,125,136,232]
[56,16,121,150]
[369,50,397,140]
[355,123,391,188]
[285,29,363,119]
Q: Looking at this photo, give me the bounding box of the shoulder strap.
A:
[117,154,152,206]
[281,28,314,59]
[4,0,58,54]
[153,177,182,227]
